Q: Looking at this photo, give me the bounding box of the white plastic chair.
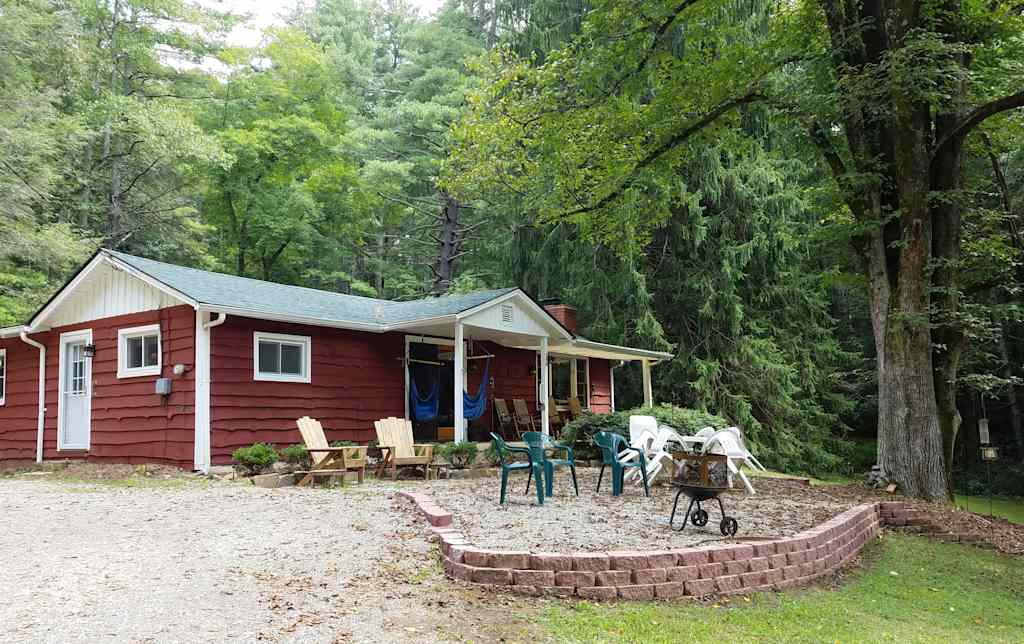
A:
[702,430,757,494]
[721,426,766,470]
[620,415,658,465]
[624,421,679,484]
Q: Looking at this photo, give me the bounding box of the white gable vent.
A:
[501,303,514,325]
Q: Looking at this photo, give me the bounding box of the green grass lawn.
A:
[955,495,1024,525]
[542,535,1022,643]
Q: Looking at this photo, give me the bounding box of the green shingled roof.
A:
[105,250,518,327]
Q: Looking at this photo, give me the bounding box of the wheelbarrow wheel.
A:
[720,516,738,537]
[690,508,709,527]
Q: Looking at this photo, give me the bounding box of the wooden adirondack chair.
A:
[494,398,518,439]
[511,398,538,435]
[295,416,367,486]
[374,417,435,480]
[567,396,585,421]
[547,397,566,437]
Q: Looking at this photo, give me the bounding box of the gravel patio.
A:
[0,468,537,644]
[421,469,862,551]
[0,464,878,644]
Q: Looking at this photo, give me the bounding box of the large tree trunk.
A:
[872,87,951,501]
[999,329,1024,462]
[433,192,462,292]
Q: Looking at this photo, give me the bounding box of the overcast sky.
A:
[199,0,448,47]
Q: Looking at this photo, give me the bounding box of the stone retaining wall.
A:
[399,490,929,600]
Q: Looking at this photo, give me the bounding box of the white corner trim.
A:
[18,332,46,463]
[194,311,212,473]
[0,348,6,407]
[117,323,162,379]
[253,331,312,383]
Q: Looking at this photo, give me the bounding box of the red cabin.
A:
[0,250,670,470]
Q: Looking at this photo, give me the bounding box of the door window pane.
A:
[68,343,86,394]
[576,359,589,408]
[552,360,571,401]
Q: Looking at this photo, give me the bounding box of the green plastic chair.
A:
[593,431,650,497]
[490,433,545,505]
[522,431,579,498]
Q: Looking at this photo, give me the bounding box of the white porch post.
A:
[641,359,654,407]
[454,321,466,442]
[540,337,550,436]
[194,310,211,473]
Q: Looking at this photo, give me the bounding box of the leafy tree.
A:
[445,0,1024,498]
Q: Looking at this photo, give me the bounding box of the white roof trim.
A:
[570,338,673,362]
[28,252,196,331]
[196,304,386,333]
[0,325,26,339]
[513,338,673,362]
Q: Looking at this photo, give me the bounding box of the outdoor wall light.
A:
[83,344,97,358]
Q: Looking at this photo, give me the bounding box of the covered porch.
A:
[390,291,672,442]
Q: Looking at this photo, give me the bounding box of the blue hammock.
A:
[409,370,439,421]
[409,358,491,421]
[463,358,490,420]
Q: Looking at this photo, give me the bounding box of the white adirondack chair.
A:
[620,415,659,465]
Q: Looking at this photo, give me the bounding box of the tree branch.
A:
[565,91,765,216]
[933,90,1024,158]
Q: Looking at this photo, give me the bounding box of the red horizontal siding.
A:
[209,318,406,464]
[472,342,538,433]
[0,305,197,467]
[589,358,612,413]
[0,339,42,461]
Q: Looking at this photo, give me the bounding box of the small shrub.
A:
[231,442,279,476]
[330,440,356,447]
[436,441,479,469]
[279,444,311,472]
[482,442,503,466]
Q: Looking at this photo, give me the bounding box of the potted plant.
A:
[231,442,279,476]
[436,441,479,469]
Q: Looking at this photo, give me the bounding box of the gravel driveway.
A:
[0,475,535,644]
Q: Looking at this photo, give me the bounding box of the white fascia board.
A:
[456,290,574,340]
[384,314,458,332]
[0,325,26,339]
[571,339,673,362]
[196,304,388,333]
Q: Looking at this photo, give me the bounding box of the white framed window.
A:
[117,324,162,378]
[536,354,590,409]
[0,348,6,406]
[254,332,311,383]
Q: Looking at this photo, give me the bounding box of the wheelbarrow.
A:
[668,452,739,537]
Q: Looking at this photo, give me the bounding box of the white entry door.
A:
[59,330,92,450]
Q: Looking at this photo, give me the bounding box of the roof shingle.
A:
[106,250,517,327]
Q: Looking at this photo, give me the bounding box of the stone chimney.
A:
[541,299,578,334]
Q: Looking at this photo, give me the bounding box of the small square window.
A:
[118,324,161,378]
[254,332,311,383]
